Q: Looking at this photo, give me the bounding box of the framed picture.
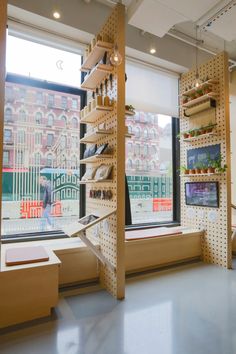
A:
[187,144,220,169]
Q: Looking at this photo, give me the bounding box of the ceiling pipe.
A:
[167,29,236,69]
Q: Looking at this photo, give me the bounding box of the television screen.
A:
[185,182,219,208]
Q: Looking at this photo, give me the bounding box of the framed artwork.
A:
[187,144,220,169]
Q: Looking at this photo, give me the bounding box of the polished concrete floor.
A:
[1,261,236,354]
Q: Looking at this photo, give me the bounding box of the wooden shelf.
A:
[80,105,113,124]
[183,93,217,108]
[183,132,217,142]
[79,179,113,184]
[125,133,135,138]
[80,129,114,143]
[81,41,113,72]
[181,172,222,177]
[80,154,113,164]
[125,110,135,116]
[81,64,113,91]
[182,79,218,97]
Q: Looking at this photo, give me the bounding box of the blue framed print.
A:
[187,144,220,169]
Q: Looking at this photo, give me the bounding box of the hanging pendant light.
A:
[193,25,202,89]
[110,44,122,66]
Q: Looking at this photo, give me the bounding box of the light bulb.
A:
[193,73,202,89]
[110,45,122,66]
[53,11,61,19]
[150,47,156,54]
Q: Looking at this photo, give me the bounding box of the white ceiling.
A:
[98,0,236,61]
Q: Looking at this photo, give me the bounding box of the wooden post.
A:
[0,0,7,268]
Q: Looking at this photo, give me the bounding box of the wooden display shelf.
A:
[125,110,135,116]
[80,154,113,164]
[125,133,135,138]
[181,172,222,177]
[183,93,217,108]
[81,41,113,72]
[79,179,113,184]
[183,132,217,142]
[80,129,114,143]
[81,64,113,91]
[80,106,113,124]
[182,79,218,97]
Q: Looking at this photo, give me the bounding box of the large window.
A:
[125,61,179,226]
[2,35,85,240]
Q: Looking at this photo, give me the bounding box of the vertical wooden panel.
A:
[0,0,7,268]
[83,4,126,298]
[180,52,232,268]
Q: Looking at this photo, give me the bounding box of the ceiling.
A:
[97,0,236,63]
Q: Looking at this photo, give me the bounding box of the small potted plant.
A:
[205,122,216,133]
[189,167,196,174]
[203,85,212,95]
[180,166,189,175]
[190,93,196,101]
[195,89,203,98]
[183,131,189,139]
[207,154,216,173]
[199,125,207,135]
[199,162,208,174]
[189,129,195,138]
[195,162,201,174]
[212,154,227,173]
[194,128,201,136]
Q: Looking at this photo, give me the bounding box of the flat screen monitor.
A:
[185,182,219,208]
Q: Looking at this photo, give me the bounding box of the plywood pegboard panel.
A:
[0,0,7,266]
[180,52,232,268]
[81,4,125,298]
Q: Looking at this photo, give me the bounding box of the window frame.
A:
[2,73,86,243]
[125,117,180,230]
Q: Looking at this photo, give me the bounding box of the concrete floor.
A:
[1,261,236,354]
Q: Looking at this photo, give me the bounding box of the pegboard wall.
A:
[180,52,232,268]
[82,4,125,298]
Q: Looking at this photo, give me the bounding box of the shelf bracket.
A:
[79,231,116,273]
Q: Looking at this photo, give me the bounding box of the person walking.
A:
[40,176,53,231]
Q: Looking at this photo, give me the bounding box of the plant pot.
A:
[183,133,189,139]
[195,168,201,174]
[189,169,196,174]
[184,170,190,175]
[207,167,215,174]
[206,127,213,133]
[189,133,195,138]
[200,129,206,135]
[201,168,208,174]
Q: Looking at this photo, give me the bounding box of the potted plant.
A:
[196,89,203,97]
[203,85,212,94]
[205,122,216,133]
[189,167,196,174]
[180,166,189,175]
[195,162,201,174]
[194,128,201,136]
[212,154,227,173]
[199,125,207,135]
[183,131,189,139]
[190,93,196,101]
[198,162,208,174]
[189,129,195,138]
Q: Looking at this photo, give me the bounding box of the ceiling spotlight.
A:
[53,11,61,19]
[150,47,156,54]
